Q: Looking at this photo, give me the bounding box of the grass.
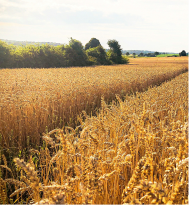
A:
[156,53,179,57]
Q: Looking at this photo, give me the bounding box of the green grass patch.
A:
[156,54,179,57]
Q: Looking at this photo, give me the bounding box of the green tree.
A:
[146,53,155,57]
[64,38,88,66]
[107,39,122,64]
[154,51,159,56]
[180,50,186,56]
[139,52,144,57]
[126,52,129,56]
[85,38,101,50]
[133,53,136,58]
[0,40,12,68]
[86,45,110,65]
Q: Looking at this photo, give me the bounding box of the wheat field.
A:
[0,57,188,151]
[0,57,188,204]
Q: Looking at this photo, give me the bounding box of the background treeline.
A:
[125,51,188,58]
[0,38,128,68]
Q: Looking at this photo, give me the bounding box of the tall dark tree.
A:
[180,50,186,56]
[126,52,129,56]
[65,38,88,66]
[107,39,122,64]
[154,51,159,56]
[85,38,101,50]
[139,52,144,57]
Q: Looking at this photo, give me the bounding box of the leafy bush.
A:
[86,45,110,65]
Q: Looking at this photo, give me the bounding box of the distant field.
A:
[156,53,179,57]
[0,57,188,151]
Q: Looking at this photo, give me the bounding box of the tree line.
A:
[125,50,187,58]
[0,38,129,68]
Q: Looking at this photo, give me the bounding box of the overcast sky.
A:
[0,0,188,52]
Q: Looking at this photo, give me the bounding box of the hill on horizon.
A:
[0,39,62,47]
[121,50,178,55]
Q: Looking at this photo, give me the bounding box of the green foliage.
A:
[107,50,118,64]
[0,40,12,68]
[179,50,186,56]
[85,38,101,50]
[154,51,159,56]
[0,38,128,68]
[121,55,129,64]
[107,39,123,64]
[86,45,110,65]
[157,53,179,57]
[146,53,156,57]
[138,52,144,57]
[126,52,130,56]
[12,44,67,68]
[66,38,88,66]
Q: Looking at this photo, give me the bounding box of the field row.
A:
[2,71,188,204]
[0,57,188,150]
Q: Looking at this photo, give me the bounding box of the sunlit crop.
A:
[0,58,188,204]
[0,57,187,151]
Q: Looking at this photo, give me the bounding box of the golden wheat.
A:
[0,57,188,151]
[2,69,187,204]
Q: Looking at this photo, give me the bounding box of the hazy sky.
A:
[0,0,188,52]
